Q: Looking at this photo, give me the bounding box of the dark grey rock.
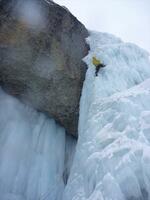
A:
[0,0,89,137]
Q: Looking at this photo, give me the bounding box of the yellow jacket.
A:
[92,57,101,66]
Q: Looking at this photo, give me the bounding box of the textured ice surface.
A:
[0,88,76,200]
[1,31,150,200]
[63,31,150,200]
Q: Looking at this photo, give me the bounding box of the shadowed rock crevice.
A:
[0,0,89,137]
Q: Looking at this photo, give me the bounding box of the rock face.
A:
[0,0,89,136]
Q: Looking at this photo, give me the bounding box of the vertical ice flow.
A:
[0,88,66,200]
[63,31,150,200]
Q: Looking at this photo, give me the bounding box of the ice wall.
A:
[0,88,76,200]
[63,32,150,200]
[1,30,150,200]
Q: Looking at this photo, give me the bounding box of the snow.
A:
[0,88,76,200]
[63,31,150,200]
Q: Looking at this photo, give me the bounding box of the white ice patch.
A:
[0,88,75,200]
[63,31,150,200]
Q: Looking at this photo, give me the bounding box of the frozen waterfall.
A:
[1,31,150,200]
[63,32,150,200]
[0,88,76,200]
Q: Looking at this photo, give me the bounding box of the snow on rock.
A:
[63,31,150,200]
[0,88,76,200]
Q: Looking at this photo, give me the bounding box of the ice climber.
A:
[92,56,106,76]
